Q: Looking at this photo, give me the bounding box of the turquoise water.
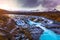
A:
[57,35,60,40]
[27,19,60,40]
[39,30,60,40]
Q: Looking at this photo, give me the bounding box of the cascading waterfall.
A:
[26,17,59,40]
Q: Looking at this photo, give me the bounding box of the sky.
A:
[0,0,60,12]
[0,0,18,11]
[0,0,46,11]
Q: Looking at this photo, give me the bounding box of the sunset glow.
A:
[0,0,60,11]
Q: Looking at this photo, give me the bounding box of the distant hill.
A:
[0,9,60,22]
[0,9,11,14]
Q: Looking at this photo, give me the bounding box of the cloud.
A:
[0,0,60,11]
